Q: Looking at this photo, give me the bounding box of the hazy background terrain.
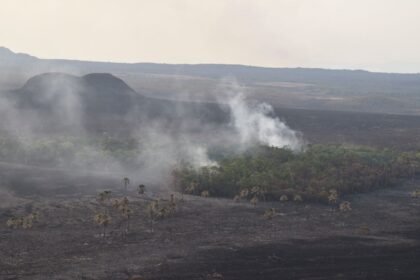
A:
[1,46,420,116]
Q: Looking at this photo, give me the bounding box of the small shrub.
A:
[263,208,276,220]
[410,190,420,198]
[147,199,176,232]
[6,217,22,229]
[328,189,338,204]
[279,195,288,202]
[293,194,303,202]
[98,191,112,204]
[339,201,352,212]
[239,189,249,199]
[185,182,197,194]
[250,196,259,207]
[357,224,370,235]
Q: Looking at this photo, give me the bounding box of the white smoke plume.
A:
[217,80,302,151]
[227,92,302,150]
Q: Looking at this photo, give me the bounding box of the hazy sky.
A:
[1,0,419,72]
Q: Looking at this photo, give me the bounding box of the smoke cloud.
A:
[0,73,303,190]
[227,92,302,150]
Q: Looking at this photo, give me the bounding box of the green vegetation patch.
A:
[172,145,420,203]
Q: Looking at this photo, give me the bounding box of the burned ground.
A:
[0,158,419,279]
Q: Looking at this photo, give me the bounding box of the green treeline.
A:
[172,145,420,203]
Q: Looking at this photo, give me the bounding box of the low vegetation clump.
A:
[279,195,288,202]
[172,145,420,203]
[410,190,420,198]
[339,201,352,212]
[263,208,276,220]
[6,212,39,229]
[293,194,303,202]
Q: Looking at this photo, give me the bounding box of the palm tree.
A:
[98,190,112,205]
[147,200,160,233]
[121,206,132,233]
[138,184,145,195]
[94,212,111,237]
[112,197,132,233]
[123,177,130,192]
[169,194,176,211]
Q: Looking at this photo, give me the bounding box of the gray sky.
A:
[1,0,419,72]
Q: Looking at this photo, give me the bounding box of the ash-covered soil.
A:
[0,163,420,280]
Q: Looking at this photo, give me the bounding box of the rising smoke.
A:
[226,92,302,151]
[0,73,303,188]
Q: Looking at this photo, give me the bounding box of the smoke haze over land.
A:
[0,72,302,187]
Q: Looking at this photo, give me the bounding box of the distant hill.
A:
[1,47,420,115]
[14,73,139,116]
[4,72,228,134]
